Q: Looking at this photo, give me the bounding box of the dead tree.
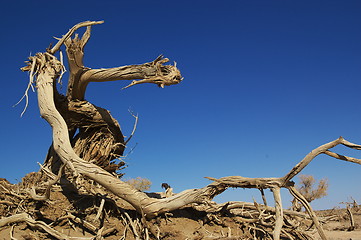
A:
[18,21,361,240]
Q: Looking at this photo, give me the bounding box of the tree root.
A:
[0,213,88,240]
[28,164,64,201]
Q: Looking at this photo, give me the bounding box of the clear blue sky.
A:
[1,0,360,210]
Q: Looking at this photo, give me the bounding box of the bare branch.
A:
[49,21,103,54]
[10,225,18,240]
[122,56,183,89]
[271,187,283,240]
[324,150,361,164]
[14,59,37,117]
[288,186,327,240]
[282,137,343,183]
[80,26,92,51]
[205,176,284,189]
[93,196,105,222]
[0,213,94,240]
[79,55,182,89]
[340,138,361,150]
[124,110,138,145]
[28,164,64,201]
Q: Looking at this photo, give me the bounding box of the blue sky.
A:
[0,0,360,210]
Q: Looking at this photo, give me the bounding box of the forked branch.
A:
[282,137,361,183]
[48,20,104,54]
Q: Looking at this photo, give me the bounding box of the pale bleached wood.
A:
[28,164,64,201]
[49,21,103,54]
[272,187,283,240]
[288,186,327,240]
[0,213,29,227]
[0,213,91,240]
[75,56,182,99]
[282,138,343,183]
[205,176,285,188]
[324,150,361,165]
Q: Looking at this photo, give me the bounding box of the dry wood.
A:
[0,200,13,205]
[0,213,92,240]
[259,188,268,206]
[272,187,283,240]
[48,21,104,55]
[28,164,64,201]
[346,207,355,231]
[288,186,327,240]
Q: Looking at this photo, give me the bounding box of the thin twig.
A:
[259,188,268,206]
[14,59,36,117]
[10,225,18,240]
[93,197,105,222]
[123,212,140,240]
[37,162,57,180]
[58,50,66,85]
[124,110,138,145]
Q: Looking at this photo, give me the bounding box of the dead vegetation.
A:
[292,175,328,212]
[1,21,361,239]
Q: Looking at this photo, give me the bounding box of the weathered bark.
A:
[288,186,327,240]
[346,207,355,231]
[272,187,283,240]
[0,213,80,240]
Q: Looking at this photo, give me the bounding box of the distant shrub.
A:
[292,174,328,211]
[126,177,152,191]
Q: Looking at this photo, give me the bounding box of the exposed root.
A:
[124,110,139,145]
[28,164,64,201]
[93,195,105,222]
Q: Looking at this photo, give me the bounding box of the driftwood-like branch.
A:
[282,137,361,183]
[59,22,182,101]
[324,150,361,164]
[69,55,182,100]
[0,213,92,240]
[288,186,327,240]
[272,187,283,240]
[205,176,286,188]
[28,164,64,201]
[193,200,313,220]
[48,21,104,54]
[124,110,138,145]
[283,138,342,183]
[82,55,182,87]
